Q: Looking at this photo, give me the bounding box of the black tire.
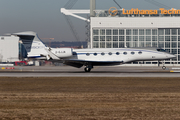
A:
[162,66,166,70]
[84,68,91,72]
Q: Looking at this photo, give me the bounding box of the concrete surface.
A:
[0,66,180,77]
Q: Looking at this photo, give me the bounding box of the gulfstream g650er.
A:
[13,31,176,72]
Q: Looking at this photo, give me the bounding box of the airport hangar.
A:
[61,0,180,67]
[0,35,27,62]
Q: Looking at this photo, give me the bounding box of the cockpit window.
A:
[157,49,166,52]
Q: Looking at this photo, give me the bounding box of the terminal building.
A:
[61,0,180,66]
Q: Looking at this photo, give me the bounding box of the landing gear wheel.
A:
[162,66,166,70]
[84,68,91,72]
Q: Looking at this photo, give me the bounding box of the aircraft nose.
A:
[166,54,176,59]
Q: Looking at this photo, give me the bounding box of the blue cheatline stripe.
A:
[76,50,165,55]
[76,53,87,55]
[66,59,122,62]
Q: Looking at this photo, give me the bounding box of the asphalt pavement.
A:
[0,66,180,77]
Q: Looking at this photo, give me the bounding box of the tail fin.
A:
[12,31,48,59]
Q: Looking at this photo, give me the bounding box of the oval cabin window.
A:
[138,51,142,54]
[123,52,127,55]
[101,52,105,56]
[116,52,120,55]
[94,53,97,56]
[108,52,112,55]
[86,53,90,56]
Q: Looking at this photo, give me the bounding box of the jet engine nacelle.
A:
[51,48,73,58]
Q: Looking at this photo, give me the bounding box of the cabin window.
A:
[108,52,112,55]
[138,51,142,54]
[116,52,120,55]
[94,53,97,56]
[123,52,127,55]
[86,53,90,56]
[131,52,135,55]
[101,52,105,56]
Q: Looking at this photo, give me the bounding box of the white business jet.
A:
[13,31,176,72]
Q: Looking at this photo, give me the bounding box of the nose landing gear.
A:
[161,61,166,70]
[162,66,166,70]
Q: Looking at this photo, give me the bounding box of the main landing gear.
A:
[84,67,91,72]
[84,63,93,72]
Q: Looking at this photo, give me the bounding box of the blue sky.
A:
[0,0,179,42]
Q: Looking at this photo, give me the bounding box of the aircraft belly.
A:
[92,62,121,66]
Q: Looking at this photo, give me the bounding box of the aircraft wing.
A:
[63,61,84,68]
[63,59,123,68]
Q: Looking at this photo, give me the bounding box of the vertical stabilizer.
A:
[12,31,48,59]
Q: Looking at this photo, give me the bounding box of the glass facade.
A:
[92,28,180,65]
[19,43,27,60]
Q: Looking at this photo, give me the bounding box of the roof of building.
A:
[12,31,37,36]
